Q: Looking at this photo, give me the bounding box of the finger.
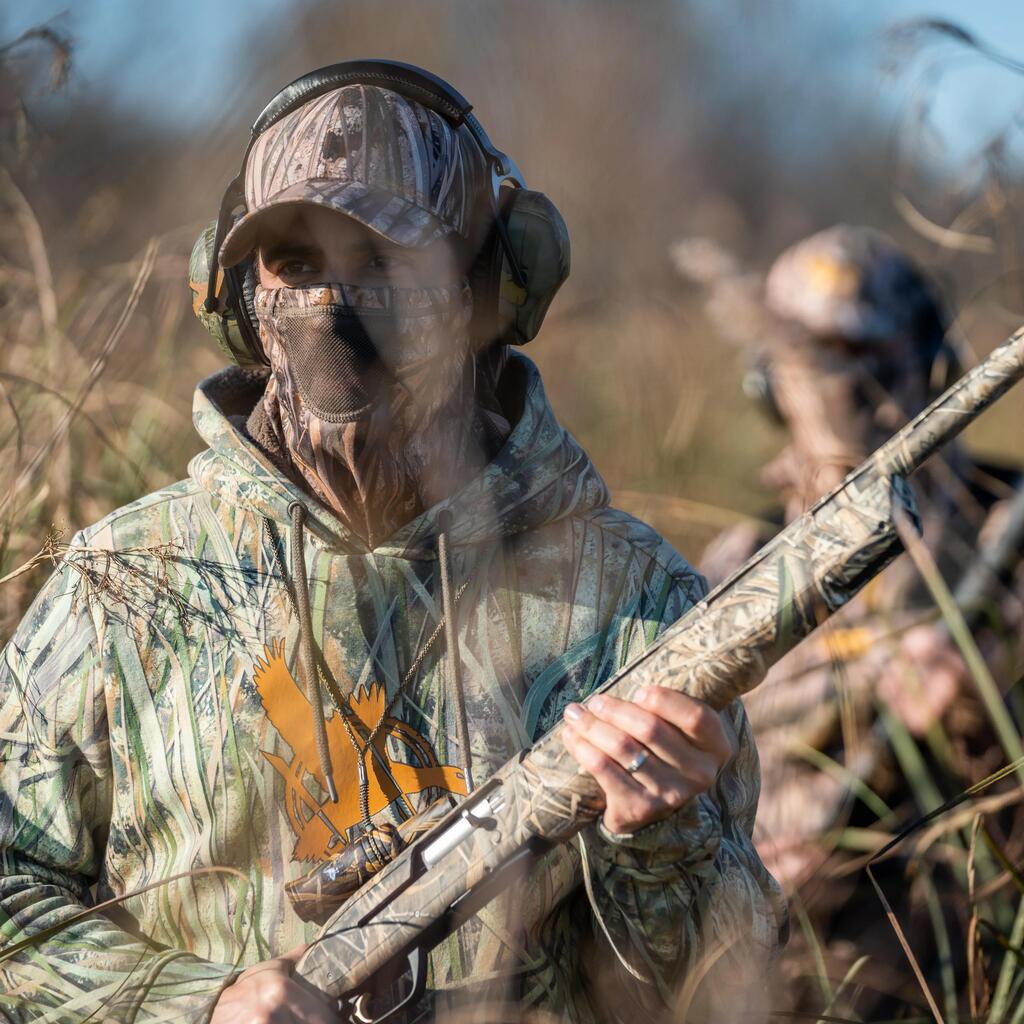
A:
[563,702,651,774]
[282,956,339,1018]
[216,970,337,1024]
[563,723,645,806]
[564,724,666,834]
[569,702,718,804]
[561,724,663,835]
[568,699,721,790]
[634,687,735,759]
[626,749,707,808]
[581,693,713,772]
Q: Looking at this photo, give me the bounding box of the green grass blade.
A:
[922,874,958,1023]
[894,511,1024,785]
[790,739,892,819]
[818,954,869,1024]
[989,898,1024,1023]
[792,889,833,1007]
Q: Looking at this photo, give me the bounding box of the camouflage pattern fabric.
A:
[0,353,782,1022]
[252,278,481,548]
[220,84,482,267]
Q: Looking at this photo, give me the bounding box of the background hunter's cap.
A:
[764,224,939,345]
[219,83,481,267]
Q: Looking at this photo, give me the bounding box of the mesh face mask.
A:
[255,281,473,415]
[254,280,476,543]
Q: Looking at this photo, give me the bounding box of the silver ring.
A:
[625,748,650,775]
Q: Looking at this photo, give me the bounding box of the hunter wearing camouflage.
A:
[702,225,1024,891]
[0,77,784,1023]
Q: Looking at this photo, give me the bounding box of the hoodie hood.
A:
[189,352,610,558]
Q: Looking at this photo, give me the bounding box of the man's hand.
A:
[877,624,965,737]
[561,686,736,835]
[211,944,338,1024]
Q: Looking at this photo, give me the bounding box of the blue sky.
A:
[7,0,1024,170]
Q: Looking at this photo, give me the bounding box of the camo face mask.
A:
[254,280,476,543]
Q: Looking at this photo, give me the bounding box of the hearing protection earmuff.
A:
[188,59,570,367]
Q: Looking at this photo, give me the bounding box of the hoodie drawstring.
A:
[288,501,338,804]
[437,510,474,793]
[263,504,475,825]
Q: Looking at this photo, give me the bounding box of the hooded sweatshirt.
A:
[0,354,784,1023]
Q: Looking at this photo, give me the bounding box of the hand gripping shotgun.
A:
[296,327,1024,1022]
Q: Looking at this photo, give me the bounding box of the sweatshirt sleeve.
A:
[0,543,239,1023]
[575,572,788,1021]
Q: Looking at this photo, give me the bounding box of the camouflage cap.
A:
[219,84,481,268]
[764,225,941,345]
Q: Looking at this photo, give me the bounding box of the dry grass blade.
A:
[0,237,159,518]
[969,815,985,1022]
[0,166,58,334]
[0,24,72,91]
[671,932,735,1021]
[988,898,1024,1022]
[981,824,1024,897]
[865,866,945,1024]
[790,891,834,1007]
[0,547,54,586]
[790,739,892,819]
[817,955,869,1024]
[893,191,995,253]
[920,876,957,1022]
[0,370,149,481]
[862,758,1024,1023]
[914,787,1024,860]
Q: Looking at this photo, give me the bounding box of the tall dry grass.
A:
[1,5,1024,1022]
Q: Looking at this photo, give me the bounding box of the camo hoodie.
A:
[0,353,783,1023]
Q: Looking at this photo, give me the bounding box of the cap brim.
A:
[219,179,452,268]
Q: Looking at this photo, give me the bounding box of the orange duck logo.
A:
[253,639,468,863]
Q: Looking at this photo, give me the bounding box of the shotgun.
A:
[296,327,1024,1023]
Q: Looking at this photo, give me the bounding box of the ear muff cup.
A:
[494,189,570,346]
[188,221,267,367]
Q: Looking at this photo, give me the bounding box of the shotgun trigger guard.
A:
[348,947,427,1024]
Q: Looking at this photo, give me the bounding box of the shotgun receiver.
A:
[296,327,1024,1023]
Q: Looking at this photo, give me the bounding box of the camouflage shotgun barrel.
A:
[297,328,1024,1022]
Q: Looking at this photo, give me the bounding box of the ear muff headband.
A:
[204,61,528,349]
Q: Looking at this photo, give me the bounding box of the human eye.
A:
[367,252,404,272]
[278,258,318,277]
[259,243,322,283]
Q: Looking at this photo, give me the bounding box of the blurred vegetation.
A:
[2,3,1024,1020]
